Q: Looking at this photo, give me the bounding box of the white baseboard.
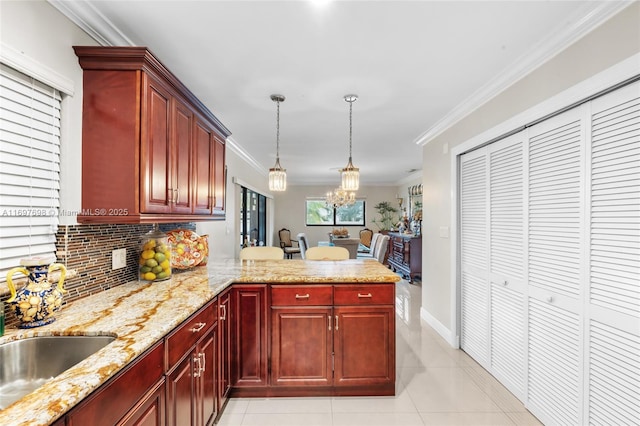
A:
[420,306,459,348]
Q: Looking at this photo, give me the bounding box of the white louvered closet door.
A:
[588,80,640,426]
[526,106,585,426]
[460,149,490,368]
[488,134,526,400]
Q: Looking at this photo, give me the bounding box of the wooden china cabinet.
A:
[73,46,229,223]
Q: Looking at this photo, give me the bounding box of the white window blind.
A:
[0,63,61,282]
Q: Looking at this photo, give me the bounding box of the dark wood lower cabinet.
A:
[61,281,394,425]
[166,305,218,426]
[231,285,268,391]
[66,341,165,426]
[334,306,395,391]
[118,380,166,426]
[217,288,232,412]
[271,306,333,387]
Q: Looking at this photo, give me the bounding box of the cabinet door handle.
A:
[199,352,206,374]
[295,294,310,299]
[220,304,227,320]
[193,354,201,377]
[335,315,339,331]
[190,322,207,333]
[358,293,372,298]
[175,188,179,204]
[328,316,332,331]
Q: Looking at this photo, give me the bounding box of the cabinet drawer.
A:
[166,300,216,371]
[334,285,394,305]
[271,285,333,306]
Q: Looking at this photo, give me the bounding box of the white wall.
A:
[420,3,640,343]
[0,0,98,225]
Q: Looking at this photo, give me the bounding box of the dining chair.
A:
[359,228,374,250]
[278,228,301,259]
[239,246,284,260]
[305,246,350,260]
[357,232,380,259]
[373,235,390,264]
[296,233,309,259]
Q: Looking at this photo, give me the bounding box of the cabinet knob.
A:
[503,280,508,286]
[546,296,553,303]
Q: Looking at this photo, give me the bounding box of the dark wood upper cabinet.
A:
[73,46,230,223]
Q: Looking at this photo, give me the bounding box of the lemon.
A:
[145,258,158,268]
[152,265,163,274]
[140,266,151,273]
[156,271,168,280]
[154,252,166,263]
[143,272,156,281]
[141,250,155,260]
[143,240,156,250]
[160,260,170,270]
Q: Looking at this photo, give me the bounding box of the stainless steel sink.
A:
[0,335,116,410]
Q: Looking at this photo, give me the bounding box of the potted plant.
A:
[371,201,399,231]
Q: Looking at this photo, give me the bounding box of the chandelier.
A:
[340,94,359,191]
[326,185,356,209]
[268,94,287,191]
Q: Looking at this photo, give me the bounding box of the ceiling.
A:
[52,0,621,186]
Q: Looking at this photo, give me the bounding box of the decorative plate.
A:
[167,229,204,269]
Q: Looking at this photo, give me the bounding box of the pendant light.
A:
[268,94,287,191]
[340,94,359,191]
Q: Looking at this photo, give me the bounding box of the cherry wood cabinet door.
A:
[198,325,218,426]
[140,74,172,214]
[271,306,333,387]
[166,352,196,426]
[172,98,193,214]
[117,380,165,426]
[232,285,267,388]
[213,135,226,215]
[333,305,395,388]
[218,288,232,410]
[193,117,214,214]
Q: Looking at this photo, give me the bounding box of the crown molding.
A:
[415,1,634,147]
[47,0,134,46]
[226,137,269,177]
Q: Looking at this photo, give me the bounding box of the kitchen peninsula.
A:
[0,259,399,426]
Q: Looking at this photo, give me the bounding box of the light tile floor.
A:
[216,279,543,426]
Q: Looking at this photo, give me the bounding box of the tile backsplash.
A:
[1,222,195,328]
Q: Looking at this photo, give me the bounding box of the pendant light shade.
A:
[268,94,287,191]
[340,94,359,191]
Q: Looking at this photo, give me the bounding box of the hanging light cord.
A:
[348,98,353,160]
[275,99,281,160]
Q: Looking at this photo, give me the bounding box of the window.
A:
[0,64,61,281]
[305,199,365,226]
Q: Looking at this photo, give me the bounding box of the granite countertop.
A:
[0,259,398,426]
